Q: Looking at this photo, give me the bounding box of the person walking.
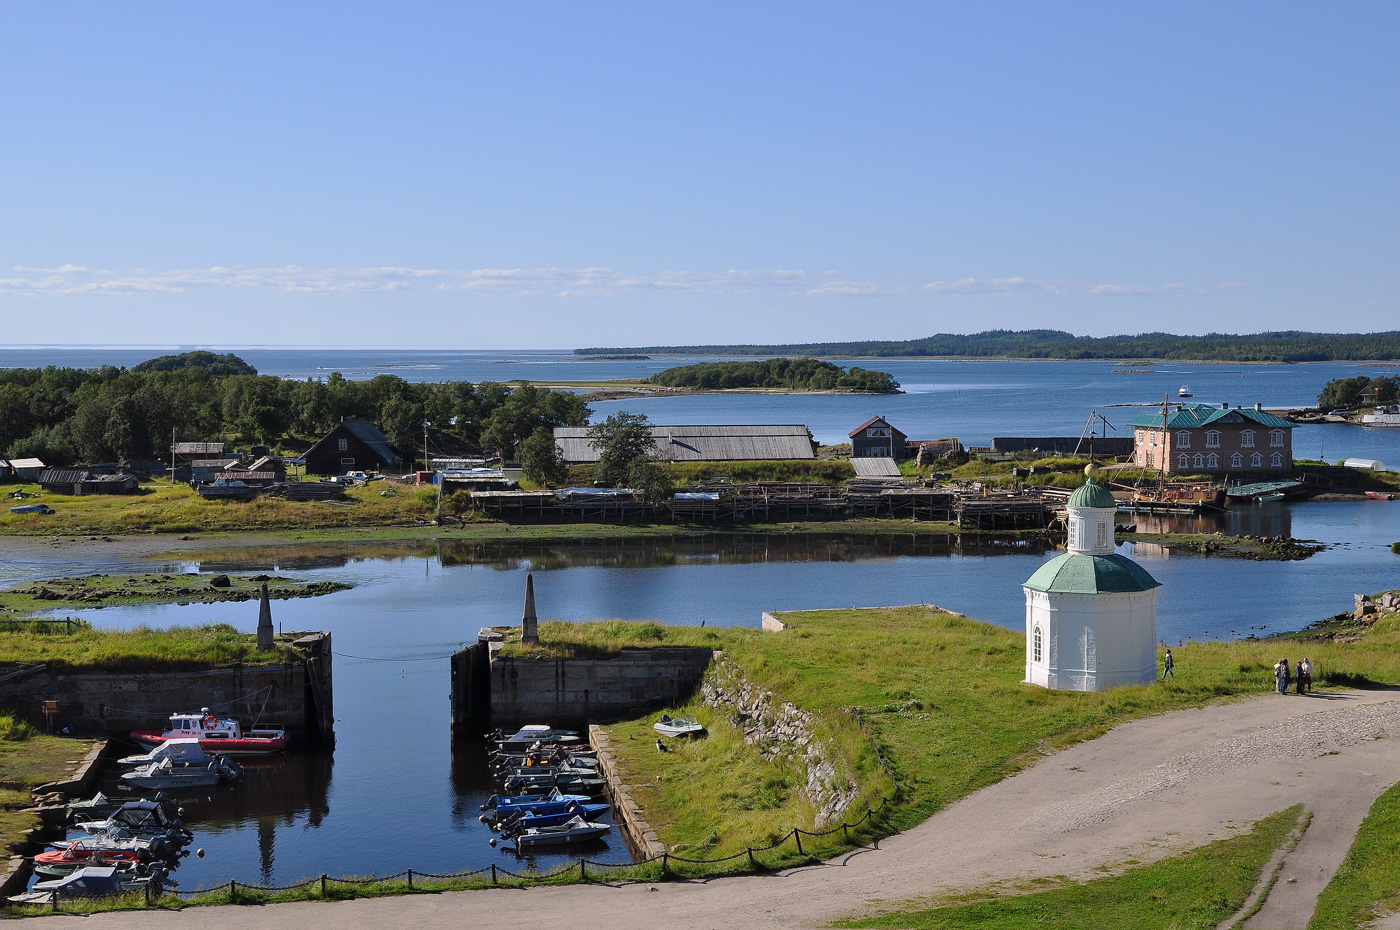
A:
[1275,658,1290,695]
[1160,648,1174,680]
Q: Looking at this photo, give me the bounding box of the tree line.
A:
[1317,375,1400,409]
[647,358,900,392]
[0,353,588,468]
[579,330,1400,362]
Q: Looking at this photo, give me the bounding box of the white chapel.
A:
[1023,466,1161,691]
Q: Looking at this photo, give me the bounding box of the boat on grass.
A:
[654,715,705,738]
[131,709,286,757]
[1365,491,1395,501]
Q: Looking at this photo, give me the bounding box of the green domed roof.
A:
[1023,552,1161,594]
[1068,479,1117,510]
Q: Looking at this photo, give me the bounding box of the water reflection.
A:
[1132,505,1295,539]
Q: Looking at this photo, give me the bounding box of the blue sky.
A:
[1,3,1395,348]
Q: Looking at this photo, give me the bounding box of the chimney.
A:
[1221,402,1229,409]
[256,583,274,650]
[521,573,539,646]
[1255,402,1263,411]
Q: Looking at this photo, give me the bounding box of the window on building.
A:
[338,438,348,452]
[1271,452,1283,468]
[1206,431,1221,448]
[1096,521,1107,548]
[341,457,355,466]
[1033,625,1042,663]
[1178,454,1189,470]
[1150,431,1158,446]
[1270,430,1284,448]
[1177,431,1191,449]
[1231,452,1243,469]
[1207,453,1219,469]
[1241,430,1255,449]
[1193,453,1204,469]
[1251,452,1262,468]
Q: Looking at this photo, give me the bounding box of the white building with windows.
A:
[1023,467,1161,691]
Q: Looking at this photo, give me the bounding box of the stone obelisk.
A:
[256,583,275,650]
[521,573,539,645]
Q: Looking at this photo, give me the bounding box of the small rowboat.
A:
[654,715,705,738]
[1365,491,1395,501]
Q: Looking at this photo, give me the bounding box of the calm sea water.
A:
[3,347,1397,460]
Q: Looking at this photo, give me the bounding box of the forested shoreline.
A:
[579,329,1400,362]
[0,353,588,467]
[648,358,899,392]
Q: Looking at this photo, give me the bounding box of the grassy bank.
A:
[0,717,99,861]
[1310,784,1400,929]
[0,623,298,671]
[0,479,439,535]
[840,806,1302,930]
[528,592,1400,859]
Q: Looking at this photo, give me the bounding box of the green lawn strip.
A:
[1309,781,1400,929]
[0,572,350,619]
[0,719,97,857]
[0,623,299,670]
[836,806,1301,930]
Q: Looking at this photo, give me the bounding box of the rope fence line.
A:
[13,706,906,912]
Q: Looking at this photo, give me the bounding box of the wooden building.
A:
[849,416,907,459]
[304,418,403,476]
[38,468,139,495]
[1129,403,1294,475]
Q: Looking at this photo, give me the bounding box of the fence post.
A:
[794,829,803,856]
[580,859,586,882]
[660,852,668,877]
[491,863,497,884]
[52,889,58,912]
[747,848,756,870]
[321,873,327,897]
[842,823,850,841]
[229,880,236,903]
[145,882,151,907]
[407,869,413,890]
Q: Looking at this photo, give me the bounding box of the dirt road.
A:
[25,688,1400,930]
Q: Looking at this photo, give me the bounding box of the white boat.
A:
[511,815,611,850]
[1178,385,1193,398]
[654,715,705,738]
[117,738,210,767]
[120,755,241,790]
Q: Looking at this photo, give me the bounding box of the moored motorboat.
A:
[1365,490,1395,501]
[491,802,609,832]
[508,815,611,850]
[654,715,705,738]
[480,788,591,814]
[32,842,146,878]
[1178,385,1192,398]
[488,724,585,753]
[117,738,211,767]
[8,865,172,905]
[499,771,606,794]
[120,755,242,790]
[131,709,287,757]
[74,801,191,846]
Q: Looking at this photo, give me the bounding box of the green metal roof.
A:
[1068,479,1117,509]
[1128,403,1294,430]
[1023,552,1161,594]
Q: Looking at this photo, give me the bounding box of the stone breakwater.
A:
[701,653,858,827]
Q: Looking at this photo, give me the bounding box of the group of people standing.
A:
[1274,657,1313,694]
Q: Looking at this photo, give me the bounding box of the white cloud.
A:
[922,277,1073,298]
[803,280,904,298]
[1090,282,1250,297]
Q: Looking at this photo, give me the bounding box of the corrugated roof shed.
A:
[851,457,901,477]
[39,468,90,486]
[1129,403,1294,430]
[172,442,225,455]
[554,425,815,463]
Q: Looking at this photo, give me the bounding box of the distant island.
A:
[649,358,900,393]
[578,330,1400,363]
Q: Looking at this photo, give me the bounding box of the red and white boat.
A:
[131,709,287,757]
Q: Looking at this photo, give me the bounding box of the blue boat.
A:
[479,787,591,814]
[492,802,609,831]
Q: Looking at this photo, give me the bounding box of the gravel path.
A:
[23,688,1400,930]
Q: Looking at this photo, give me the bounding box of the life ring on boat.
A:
[203,715,217,728]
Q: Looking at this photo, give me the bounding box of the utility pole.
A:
[423,420,429,473]
[170,427,176,478]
